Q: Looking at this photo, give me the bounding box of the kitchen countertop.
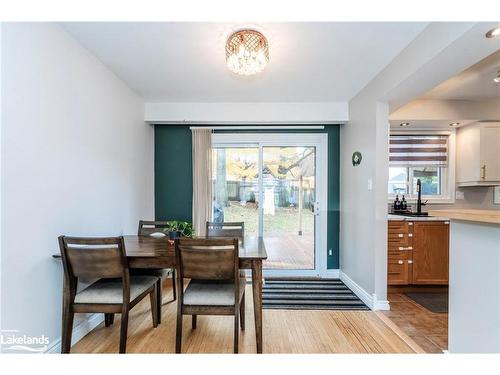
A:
[388,214,449,221]
[428,209,500,225]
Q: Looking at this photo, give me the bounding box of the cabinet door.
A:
[412,222,449,285]
[480,126,500,181]
[457,125,480,183]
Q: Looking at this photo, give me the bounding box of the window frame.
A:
[388,130,456,204]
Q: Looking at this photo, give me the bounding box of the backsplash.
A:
[389,186,500,212]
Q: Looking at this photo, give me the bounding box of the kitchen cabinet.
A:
[412,222,449,284]
[456,122,500,187]
[387,220,449,286]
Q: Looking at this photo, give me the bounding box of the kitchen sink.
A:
[390,211,429,217]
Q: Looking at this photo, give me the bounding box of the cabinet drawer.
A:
[388,258,410,285]
[388,234,410,246]
[388,222,409,233]
[388,248,412,260]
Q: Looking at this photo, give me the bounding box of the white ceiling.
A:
[61,22,428,102]
[389,120,477,130]
[421,50,500,101]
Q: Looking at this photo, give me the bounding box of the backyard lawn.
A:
[222,201,314,235]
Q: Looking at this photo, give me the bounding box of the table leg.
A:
[251,260,263,353]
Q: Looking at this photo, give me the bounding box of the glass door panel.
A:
[262,146,316,270]
[211,147,259,236]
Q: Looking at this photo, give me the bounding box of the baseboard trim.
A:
[323,269,340,278]
[339,271,390,311]
[45,313,104,353]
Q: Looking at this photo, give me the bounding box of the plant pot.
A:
[169,230,182,240]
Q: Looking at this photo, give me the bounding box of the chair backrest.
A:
[175,237,239,281]
[58,236,127,280]
[138,220,170,236]
[206,221,244,241]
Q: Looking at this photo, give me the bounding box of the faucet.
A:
[416,179,427,214]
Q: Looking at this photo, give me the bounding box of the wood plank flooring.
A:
[71,280,417,354]
[382,287,448,353]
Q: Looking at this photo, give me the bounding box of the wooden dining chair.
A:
[174,237,246,354]
[206,221,245,244]
[58,235,159,354]
[131,220,177,324]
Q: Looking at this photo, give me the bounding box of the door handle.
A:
[312,201,320,216]
[481,164,486,179]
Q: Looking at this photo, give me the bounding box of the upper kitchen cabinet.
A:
[456,122,500,187]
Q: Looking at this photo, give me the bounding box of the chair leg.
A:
[172,269,177,301]
[156,278,162,324]
[175,313,183,353]
[104,313,114,327]
[150,289,158,328]
[192,315,197,329]
[234,312,239,354]
[240,293,245,330]
[119,309,129,354]
[61,304,74,353]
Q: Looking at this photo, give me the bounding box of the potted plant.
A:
[163,221,194,240]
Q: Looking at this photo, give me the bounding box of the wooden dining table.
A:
[54,235,268,353]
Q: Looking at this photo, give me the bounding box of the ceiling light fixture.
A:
[485,27,500,38]
[449,122,460,127]
[494,69,500,84]
[225,30,269,76]
[399,122,410,127]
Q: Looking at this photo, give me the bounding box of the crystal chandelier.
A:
[225,30,269,76]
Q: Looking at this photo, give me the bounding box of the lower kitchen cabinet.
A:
[388,220,449,286]
[412,221,449,284]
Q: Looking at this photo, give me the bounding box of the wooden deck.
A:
[71,280,418,354]
[263,233,314,270]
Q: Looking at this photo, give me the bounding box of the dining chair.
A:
[58,235,159,354]
[131,220,177,324]
[174,237,246,353]
[206,221,245,244]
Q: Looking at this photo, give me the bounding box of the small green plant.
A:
[161,221,194,237]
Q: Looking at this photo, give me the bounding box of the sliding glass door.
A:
[211,147,259,236]
[262,146,316,270]
[211,133,327,277]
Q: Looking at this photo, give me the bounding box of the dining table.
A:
[53,234,268,353]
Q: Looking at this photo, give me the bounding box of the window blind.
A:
[389,135,448,166]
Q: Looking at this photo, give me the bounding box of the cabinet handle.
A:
[408,233,413,237]
[481,164,486,179]
[408,222,413,226]
[398,260,404,264]
[408,260,413,264]
[398,246,413,251]
[398,233,404,238]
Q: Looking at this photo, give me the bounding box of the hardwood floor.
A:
[382,286,448,353]
[71,280,418,354]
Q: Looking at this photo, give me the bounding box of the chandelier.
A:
[225,30,269,76]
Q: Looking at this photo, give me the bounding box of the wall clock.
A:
[352,151,362,166]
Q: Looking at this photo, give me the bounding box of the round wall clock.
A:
[352,151,362,166]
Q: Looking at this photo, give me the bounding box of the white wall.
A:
[1,23,154,351]
[145,102,348,124]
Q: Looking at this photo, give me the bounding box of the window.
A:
[388,134,451,201]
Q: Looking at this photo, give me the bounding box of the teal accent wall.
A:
[155,125,193,222]
[154,125,340,269]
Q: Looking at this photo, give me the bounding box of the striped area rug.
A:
[262,279,369,310]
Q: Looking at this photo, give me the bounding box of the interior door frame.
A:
[212,132,328,278]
